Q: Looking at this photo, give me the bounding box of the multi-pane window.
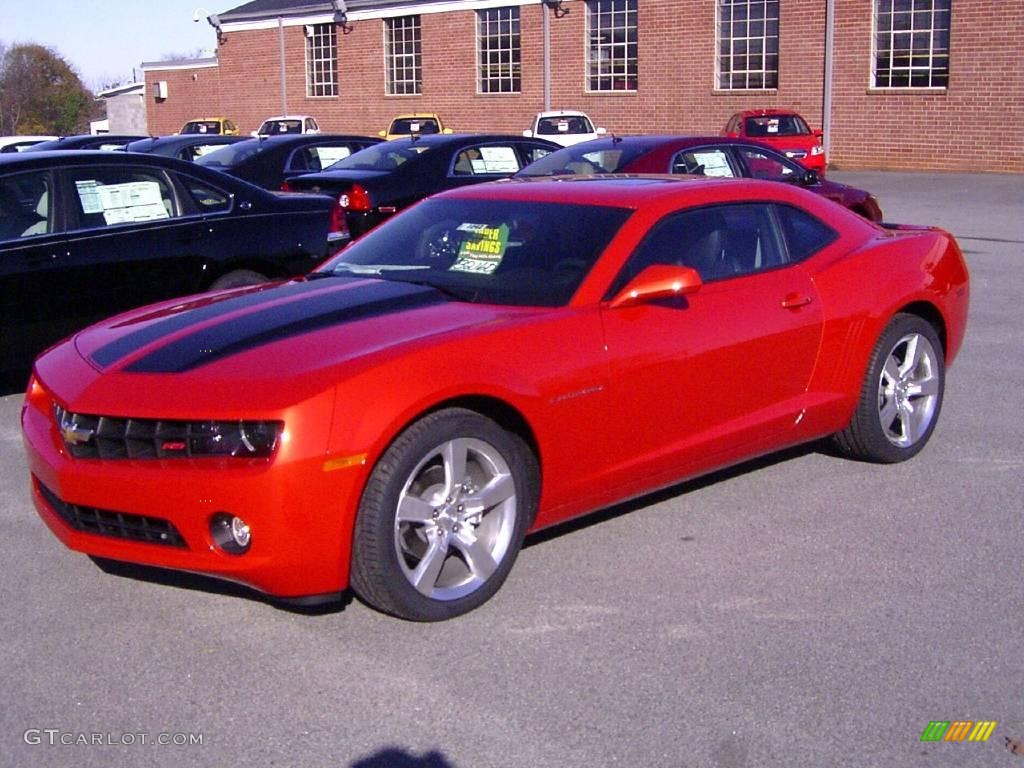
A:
[477,7,520,93]
[386,16,422,95]
[717,0,779,89]
[587,0,638,92]
[306,23,338,97]
[873,0,950,88]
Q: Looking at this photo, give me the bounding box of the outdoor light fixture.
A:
[543,0,570,18]
[193,7,226,44]
[331,0,354,33]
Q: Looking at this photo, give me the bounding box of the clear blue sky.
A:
[4,1,228,89]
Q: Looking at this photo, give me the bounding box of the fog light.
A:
[211,513,252,555]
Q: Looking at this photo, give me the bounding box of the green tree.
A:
[0,43,92,135]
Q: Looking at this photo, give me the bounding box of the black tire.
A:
[351,408,539,621]
[834,313,945,463]
[209,269,269,290]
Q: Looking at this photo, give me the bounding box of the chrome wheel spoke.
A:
[451,532,498,582]
[898,335,920,376]
[879,397,900,430]
[908,376,939,398]
[463,472,515,516]
[409,534,449,596]
[441,439,470,497]
[396,493,436,524]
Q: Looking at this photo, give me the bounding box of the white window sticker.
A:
[766,119,780,134]
[75,180,170,224]
[315,146,351,167]
[471,146,520,174]
[692,151,734,178]
[74,180,104,213]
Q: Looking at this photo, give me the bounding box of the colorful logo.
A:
[921,721,997,742]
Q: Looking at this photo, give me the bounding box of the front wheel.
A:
[834,313,945,463]
[351,408,538,621]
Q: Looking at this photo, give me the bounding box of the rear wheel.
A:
[834,313,944,463]
[351,408,538,621]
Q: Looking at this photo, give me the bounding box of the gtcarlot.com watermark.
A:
[24,729,203,747]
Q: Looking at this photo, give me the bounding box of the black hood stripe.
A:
[91,279,329,370]
[123,279,445,373]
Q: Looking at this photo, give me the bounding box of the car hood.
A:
[43,277,542,411]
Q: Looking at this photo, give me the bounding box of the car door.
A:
[446,141,537,189]
[59,162,211,316]
[0,168,71,374]
[598,201,824,485]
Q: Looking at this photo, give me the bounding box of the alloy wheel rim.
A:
[393,437,517,601]
[877,332,940,448]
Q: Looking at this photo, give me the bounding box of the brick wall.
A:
[144,0,1023,172]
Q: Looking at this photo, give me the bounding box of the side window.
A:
[775,204,838,262]
[670,148,736,177]
[608,203,784,296]
[180,175,232,214]
[67,167,175,230]
[0,171,52,241]
[521,143,553,164]
[737,147,802,181]
[452,145,521,176]
[298,145,352,171]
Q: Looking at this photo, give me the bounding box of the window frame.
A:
[385,15,423,96]
[305,23,339,98]
[586,0,639,93]
[476,6,521,94]
[871,0,951,89]
[716,0,780,91]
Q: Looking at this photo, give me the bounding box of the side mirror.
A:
[726,131,740,139]
[608,265,703,309]
[812,129,824,138]
[378,130,387,138]
[596,127,607,135]
[250,130,259,137]
[442,128,454,135]
[523,129,534,138]
[801,169,820,186]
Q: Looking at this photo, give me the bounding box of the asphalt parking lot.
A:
[1,170,1022,768]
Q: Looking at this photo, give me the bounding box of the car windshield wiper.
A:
[311,264,431,278]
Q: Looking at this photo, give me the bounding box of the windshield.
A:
[388,118,440,136]
[744,115,811,137]
[536,115,595,136]
[181,121,222,135]
[259,120,302,135]
[516,142,651,176]
[326,141,433,171]
[319,197,632,306]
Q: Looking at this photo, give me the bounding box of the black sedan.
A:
[0,150,347,387]
[284,133,560,239]
[195,134,380,190]
[126,135,246,162]
[516,135,884,222]
[24,134,147,152]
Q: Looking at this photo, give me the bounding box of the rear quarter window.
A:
[775,204,839,262]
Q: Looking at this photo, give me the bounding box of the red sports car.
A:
[22,176,969,621]
[724,110,826,173]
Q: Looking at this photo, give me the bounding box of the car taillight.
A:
[338,183,371,212]
[280,180,294,192]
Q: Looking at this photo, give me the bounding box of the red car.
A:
[22,176,969,621]
[517,136,881,222]
[724,110,826,173]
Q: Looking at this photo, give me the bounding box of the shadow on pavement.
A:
[351,748,457,768]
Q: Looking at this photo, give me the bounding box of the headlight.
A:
[811,145,825,156]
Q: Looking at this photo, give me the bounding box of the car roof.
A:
[388,133,555,148]
[536,110,590,118]
[0,148,240,172]
[260,115,315,121]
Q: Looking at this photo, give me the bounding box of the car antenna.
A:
[610,133,622,144]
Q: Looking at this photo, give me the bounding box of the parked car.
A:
[523,110,606,146]
[255,115,321,136]
[0,150,348,381]
[22,175,969,621]
[125,135,246,162]
[0,136,58,153]
[723,109,826,173]
[284,133,559,239]
[23,135,146,152]
[379,113,452,140]
[179,118,240,136]
[195,134,380,190]
[517,135,882,221]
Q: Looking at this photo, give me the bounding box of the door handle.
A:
[781,292,813,309]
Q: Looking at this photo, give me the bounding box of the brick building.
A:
[142,0,1024,172]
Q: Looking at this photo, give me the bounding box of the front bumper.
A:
[22,379,365,599]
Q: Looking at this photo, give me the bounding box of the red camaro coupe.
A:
[22,176,969,621]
